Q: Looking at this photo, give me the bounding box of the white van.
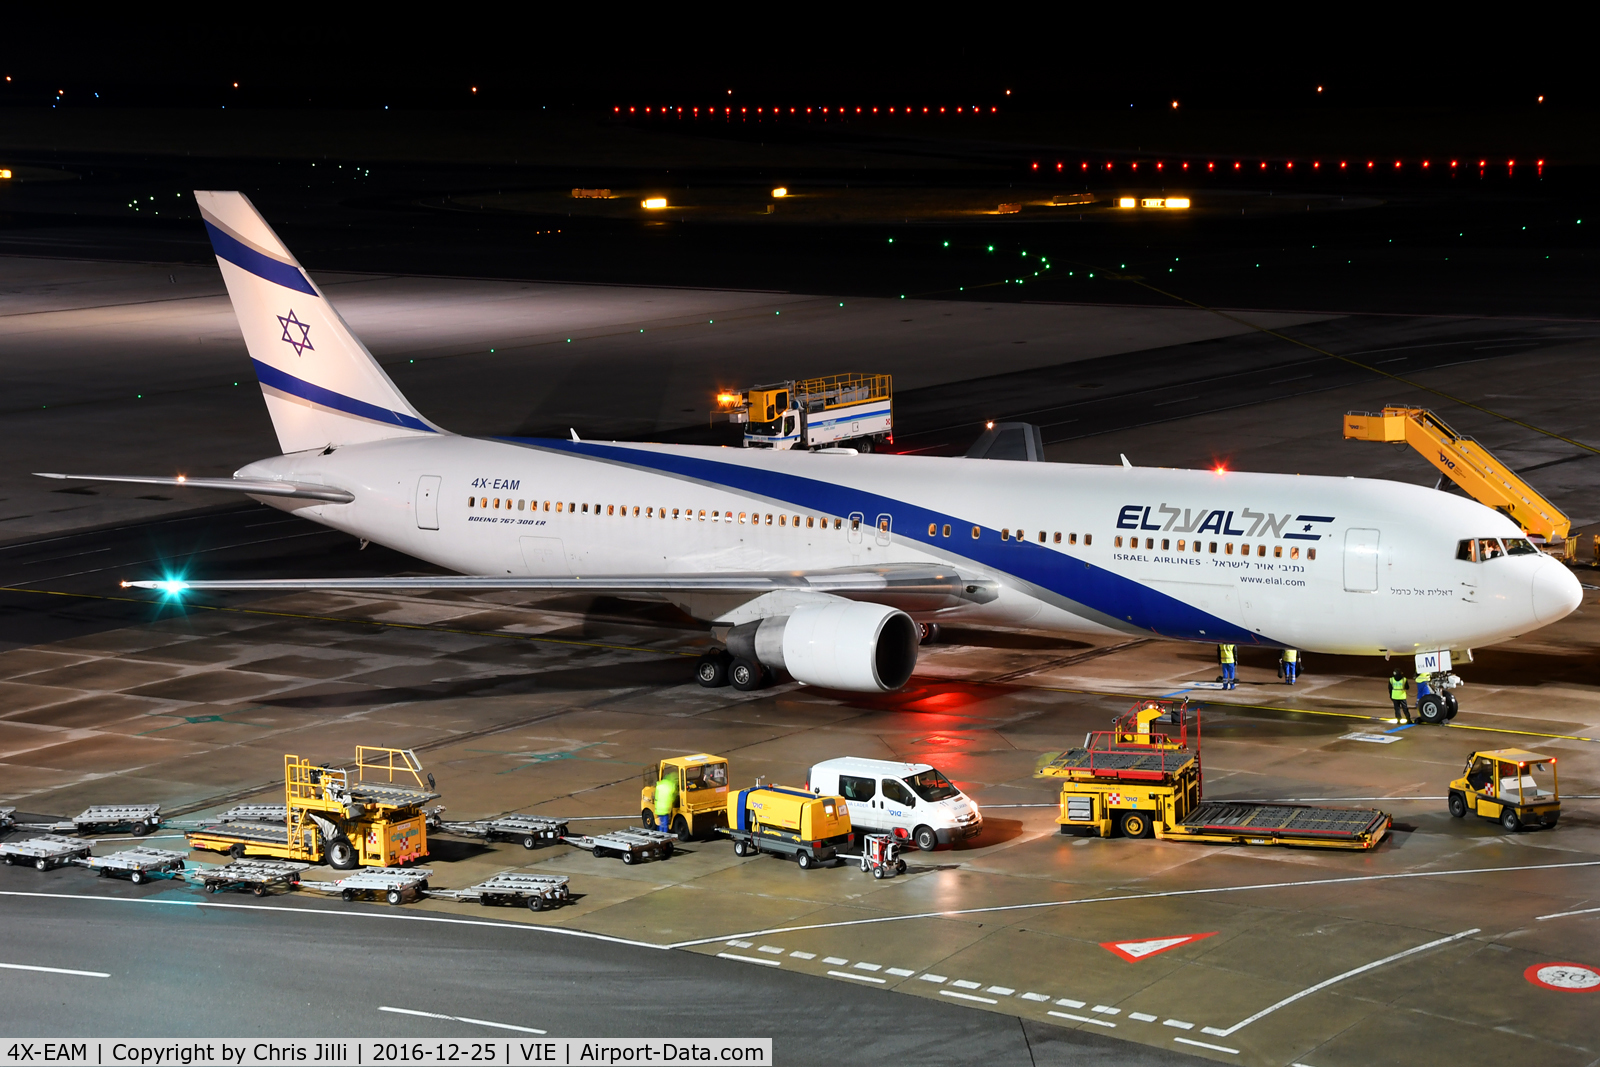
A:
[808,757,982,851]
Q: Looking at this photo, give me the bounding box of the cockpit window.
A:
[1458,537,1525,562]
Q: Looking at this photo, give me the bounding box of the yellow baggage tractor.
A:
[640,752,730,841]
[186,747,439,869]
[1448,749,1560,831]
[723,784,853,869]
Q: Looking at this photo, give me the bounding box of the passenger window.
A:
[881,779,915,806]
[1209,542,1217,553]
[467,496,475,507]
[928,523,937,537]
[880,518,890,533]
[543,501,550,511]
[943,524,952,537]
[699,510,706,521]
[1308,548,1317,560]
[850,517,860,532]
[1037,531,1045,543]
[838,775,877,802]
[556,501,563,512]
[972,526,981,539]
[1115,536,1123,548]
[808,517,816,528]
[739,512,747,524]
[1053,532,1061,544]
[1274,545,1282,558]
[606,505,614,516]
[1162,539,1170,550]
[834,518,843,530]
[1001,529,1010,541]
[1257,545,1266,557]
[569,502,576,513]
[672,508,679,519]
[1145,538,1154,550]
[1225,543,1233,554]
[1290,546,1299,559]
[766,514,774,525]
[633,506,640,516]
[1176,540,1185,551]
[1070,533,1077,545]
[780,515,787,527]
[1084,534,1092,545]
[518,499,525,511]
[793,516,800,526]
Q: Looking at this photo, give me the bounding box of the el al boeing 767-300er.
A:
[42,192,1581,701]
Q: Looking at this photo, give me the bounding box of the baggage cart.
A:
[427,872,572,912]
[562,828,676,864]
[19,804,163,836]
[1,835,95,870]
[82,846,187,884]
[215,804,288,824]
[432,813,569,849]
[305,866,433,906]
[188,859,307,896]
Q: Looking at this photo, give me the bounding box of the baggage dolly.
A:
[1,835,95,870]
[82,846,187,884]
[306,866,433,905]
[562,828,676,864]
[214,805,287,824]
[428,872,572,912]
[858,833,907,879]
[19,804,163,837]
[432,813,569,849]
[187,859,307,896]
[0,807,14,834]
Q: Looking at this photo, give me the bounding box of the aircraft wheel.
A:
[1417,695,1447,725]
[918,623,941,645]
[729,658,764,691]
[1445,694,1459,720]
[1448,792,1467,819]
[695,651,730,688]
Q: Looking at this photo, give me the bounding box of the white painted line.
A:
[1056,998,1086,1009]
[0,890,672,950]
[1021,992,1050,1002]
[952,979,982,989]
[789,951,816,960]
[727,939,753,948]
[829,969,886,984]
[0,962,108,978]
[886,968,914,977]
[1202,1026,1230,1036]
[668,861,1599,947]
[757,945,783,954]
[1174,1036,1238,1055]
[1129,1012,1158,1022]
[919,974,948,984]
[823,956,848,965]
[717,952,780,967]
[1092,1005,1120,1014]
[379,1006,545,1035]
[986,986,1015,996]
[1048,1011,1114,1028]
[853,962,882,971]
[1207,927,1480,1038]
[1537,906,1600,921]
[944,990,999,1005]
[1163,1019,1194,1030]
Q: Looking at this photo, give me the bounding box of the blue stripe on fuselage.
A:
[506,437,1271,645]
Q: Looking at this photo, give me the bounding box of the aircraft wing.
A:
[124,564,999,608]
[35,472,354,503]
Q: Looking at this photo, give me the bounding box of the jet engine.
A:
[725,601,920,692]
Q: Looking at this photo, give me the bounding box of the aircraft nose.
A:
[1532,558,1583,624]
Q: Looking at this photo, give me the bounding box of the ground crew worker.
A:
[1389,670,1411,723]
[1281,648,1299,685]
[1218,644,1237,690]
[1415,670,1433,702]
[654,767,678,833]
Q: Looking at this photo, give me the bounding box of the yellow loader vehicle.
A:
[1448,749,1560,831]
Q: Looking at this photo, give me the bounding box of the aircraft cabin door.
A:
[875,513,892,546]
[415,475,441,530]
[1343,528,1380,592]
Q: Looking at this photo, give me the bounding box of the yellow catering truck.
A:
[640,752,730,841]
[1448,749,1560,831]
[724,784,853,869]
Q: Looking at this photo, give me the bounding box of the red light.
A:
[1450,160,1457,167]
[1508,159,1515,166]
[1313,161,1320,168]
[1479,160,1486,166]
[739,107,745,113]
[1132,162,1138,170]
[1394,161,1401,168]
[614,107,619,113]
[1422,160,1429,167]
[629,107,635,112]
[1032,162,1039,170]
[1286,161,1293,169]
[939,107,945,113]
[1157,162,1163,170]
[1056,162,1063,171]
[1082,162,1088,170]
[1207,161,1214,170]
[1260,161,1267,169]
[1538,158,1544,165]
[1234,162,1240,169]
[872,107,878,113]
[1182,161,1189,170]
[990,107,996,112]
[1367,161,1374,168]
[923,107,929,113]
[1213,464,1227,474]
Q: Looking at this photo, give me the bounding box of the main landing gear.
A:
[696,649,774,691]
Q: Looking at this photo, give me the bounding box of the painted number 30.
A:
[1525,963,1600,991]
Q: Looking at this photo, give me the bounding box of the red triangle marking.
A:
[1100,931,1218,962]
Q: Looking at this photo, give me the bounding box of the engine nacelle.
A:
[727,601,920,692]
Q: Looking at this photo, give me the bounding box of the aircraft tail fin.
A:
[194,191,444,454]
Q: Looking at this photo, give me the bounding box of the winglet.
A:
[1121,454,1133,468]
[570,428,581,442]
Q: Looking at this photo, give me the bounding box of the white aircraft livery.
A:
[44,192,1582,696]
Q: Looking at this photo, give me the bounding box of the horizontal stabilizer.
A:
[123,565,998,605]
[36,472,353,503]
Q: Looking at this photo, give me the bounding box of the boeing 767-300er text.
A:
[41,192,1581,696]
